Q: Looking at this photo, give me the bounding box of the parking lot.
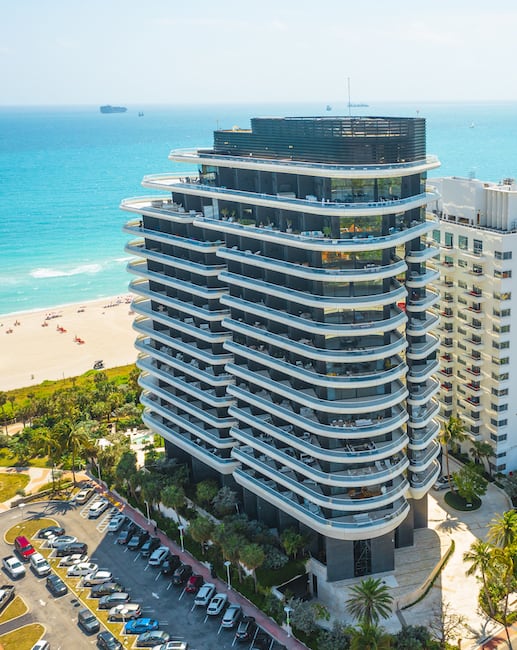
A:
[0,496,286,649]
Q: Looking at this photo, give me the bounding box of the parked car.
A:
[0,585,15,612]
[78,608,100,634]
[46,573,68,597]
[90,581,124,598]
[117,523,138,545]
[58,553,88,567]
[124,618,159,634]
[67,562,98,577]
[89,499,110,519]
[221,604,243,628]
[235,615,256,642]
[127,530,150,551]
[107,514,126,533]
[206,593,228,616]
[2,555,26,579]
[250,630,274,650]
[29,552,51,577]
[185,574,203,594]
[141,537,161,557]
[97,630,123,650]
[151,642,188,650]
[433,474,453,491]
[84,570,113,586]
[148,546,169,567]
[194,583,216,607]
[50,535,77,549]
[74,487,95,504]
[37,526,65,539]
[172,564,192,586]
[55,542,88,557]
[14,535,35,561]
[161,554,181,576]
[30,641,50,650]
[136,630,170,647]
[108,603,142,621]
[98,592,130,609]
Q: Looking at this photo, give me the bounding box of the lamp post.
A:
[284,606,293,637]
[178,525,185,553]
[224,560,232,589]
[144,500,151,525]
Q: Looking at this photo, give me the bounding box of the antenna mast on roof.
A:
[347,77,351,117]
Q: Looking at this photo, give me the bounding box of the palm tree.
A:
[65,421,92,485]
[349,621,392,650]
[470,440,495,477]
[439,415,467,491]
[35,427,63,492]
[160,484,185,523]
[488,510,517,549]
[463,540,496,617]
[239,543,265,591]
[345,577,393,627]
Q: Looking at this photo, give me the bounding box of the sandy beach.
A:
[0,295,138,391]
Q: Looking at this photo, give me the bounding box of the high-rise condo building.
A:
[122,116,441,586]
[428,176,517,474]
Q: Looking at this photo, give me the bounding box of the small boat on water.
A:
[326,105,332,111]
[100,105,127,114]
[138,112,144,117]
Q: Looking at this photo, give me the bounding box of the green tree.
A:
[34,427,63,491]
[453,462,488,503]
[160,484,185,523]
[463,540,496,618]
[439,415,467,492]
[350,621,392,650]
[470,440,494,476]
[115,451,138,497]
[0,392,7,434]
[394,624,435,649]
[64,420,92,485]
[317,622,352,650]
[239,543,265,591]
[280,528,306,559]
[211,486,238,516]
[188,517,214,554]
[196,480,219,507]
[488,510,517,549]
[345,577,393,627]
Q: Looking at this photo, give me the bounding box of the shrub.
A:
[262,545,288,570]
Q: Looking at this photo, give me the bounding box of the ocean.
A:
[2,100,517,316]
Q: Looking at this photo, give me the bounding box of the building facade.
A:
[428,176,517,474]
[122,116,442,584]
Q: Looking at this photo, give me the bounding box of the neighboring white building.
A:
[427,176,517,474]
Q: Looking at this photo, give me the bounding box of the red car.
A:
[185,574,204,594]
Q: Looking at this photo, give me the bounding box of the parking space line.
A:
[154,572,161,582]
[178,588,186,601]
[166,582,172,591]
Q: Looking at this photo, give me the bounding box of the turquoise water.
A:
[2,101,516,315]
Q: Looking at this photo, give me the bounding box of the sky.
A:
[1,0,517,106]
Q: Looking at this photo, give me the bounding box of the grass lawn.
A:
[0,623,45,650]
[0,473,30,501]
[5,517,58,544]
[444,490,482,511]
[0,596,28,624]
[0,448,49,468]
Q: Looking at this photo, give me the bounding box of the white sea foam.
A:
[30,264,103,279]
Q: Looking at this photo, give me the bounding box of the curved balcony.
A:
[230,411,408,464]
[406,244,440,263]
[406,313,440,336]
[125,241,225,277]
[128,260,227,301]
[224,317,408,363]
[142,411,237,475]
[221,295,408,338]
[228,363,408,415]
[408,459,440,499]
[121,196,202,221]
[407,378,440,406]
[407,420,440,450]
[228,385,409,438]
[170,148,440,179]
[142,172,436,219]
[406,268,440,288]
[406,334,440,360]
[406,358,440,383]
[225,341,407,390]
[408,439,441,472]
[408,400,440,427]
[218,247,408,283]
[124,224,223,253]
[405,289,440,312]
[233,468,410,541]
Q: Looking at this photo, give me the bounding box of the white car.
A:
[74,487,94,504]
[30,641,50,650]
[108,602,142,621]
[207,593,228,615]
[151,642,188,650]
[148,546,169,567]
[30,552,51,577]
[58,553,88,567]
[67,562,98,577]
[107,514,126,532]
[50,535,77,549]
[194,583,215,607]
[83,569,113,586]
[88,499,110,519]
[2,555,26,579]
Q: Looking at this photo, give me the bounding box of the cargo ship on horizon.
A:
[100,105,127,114]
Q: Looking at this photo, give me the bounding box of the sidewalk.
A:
[92,478,308,650]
